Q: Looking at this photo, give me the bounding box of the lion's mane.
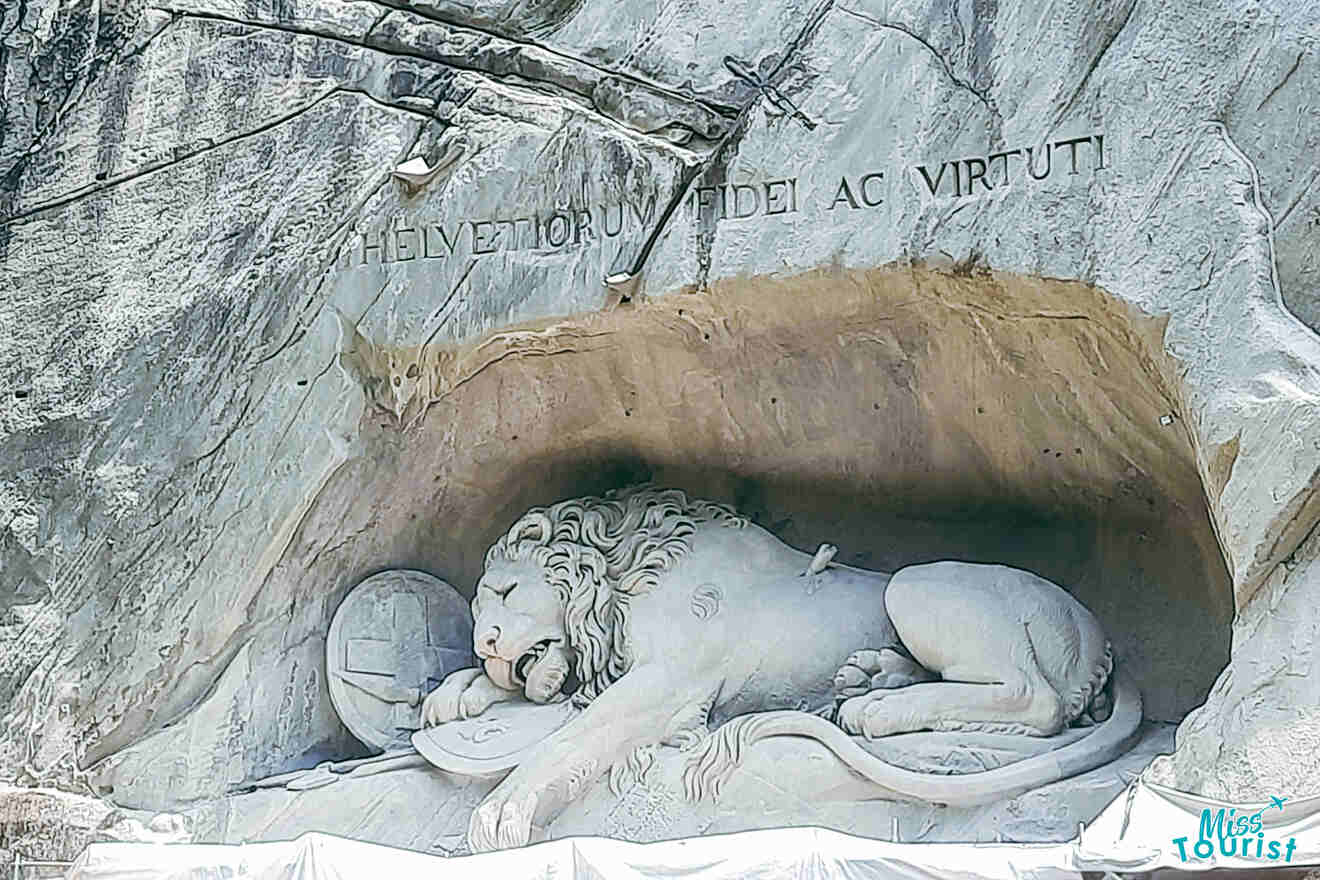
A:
[484,486,746,706]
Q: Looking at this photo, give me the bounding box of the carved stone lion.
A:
[421,486,1142,852]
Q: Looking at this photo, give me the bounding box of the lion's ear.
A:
[511,512,553,547]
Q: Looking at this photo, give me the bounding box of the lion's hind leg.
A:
[844,563,1072,740]
[837,633,1067,740]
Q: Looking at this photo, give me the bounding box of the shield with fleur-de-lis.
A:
[327,570,476,751]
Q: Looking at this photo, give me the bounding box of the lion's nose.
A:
[475,626,500,657]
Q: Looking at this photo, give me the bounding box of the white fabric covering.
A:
[65,780,1320,880]
[1076,778,1320,871]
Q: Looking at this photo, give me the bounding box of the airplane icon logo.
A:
[1244,796,1288,824]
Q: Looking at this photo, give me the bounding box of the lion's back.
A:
[670,523,896,679]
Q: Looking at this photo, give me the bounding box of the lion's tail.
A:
[683,667,1142,806]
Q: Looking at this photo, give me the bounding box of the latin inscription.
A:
[333,194,660,270]
[332,132,1107,272]
[912,134,1106,197]
[691,177,801,221]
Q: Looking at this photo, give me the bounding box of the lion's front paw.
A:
[468,776,540,852]
[458,674,512,719]
[421,683,461,728]
[421,668,485,726]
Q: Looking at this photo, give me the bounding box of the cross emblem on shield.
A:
[342,591,474,732]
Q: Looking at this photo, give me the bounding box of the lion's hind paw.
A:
[834,647,934,701]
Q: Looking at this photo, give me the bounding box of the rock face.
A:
[2,0,1319,859]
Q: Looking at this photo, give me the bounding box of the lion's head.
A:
[470,486,745,707]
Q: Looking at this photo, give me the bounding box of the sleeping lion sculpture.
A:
[421,486,1142,852]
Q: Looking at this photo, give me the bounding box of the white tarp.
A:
[1075,777,1320,872]
[65,779,1320,880]
[64,831,1087,880]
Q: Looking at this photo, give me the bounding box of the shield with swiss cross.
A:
[327,569,476,751]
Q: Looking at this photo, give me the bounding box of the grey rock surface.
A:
[1149,511,1320,799]
[1,0,1319,858]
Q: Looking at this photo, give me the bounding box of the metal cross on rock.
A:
[723,55,817,131]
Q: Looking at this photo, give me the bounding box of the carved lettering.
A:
[497,219,518,251]
[1055,136,1091,174]
[360,230,385,266]
[693,186,720,221]
[629,192,659,226]
[828,176,860,210]
[692,177,808,220]
[964,157,991,193]
[764,180,791,215]
[471,220,499,255]
[514,217,536,249]
[732,184,761,218]
[603,203,624,236]
[1026,144,1052,180]
[860,172,884,206]
[423,226,442,258]
[917,163,947,196]
[395,227,417,261]
[988,149,1021,187]
[426,223,461,257]
[329,132,1110,275]
[911,132,1103,201]
[574,209,593,243]
[546,212,572,248]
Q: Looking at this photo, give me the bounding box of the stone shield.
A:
[327,570,477,751]
[412,700,579,776]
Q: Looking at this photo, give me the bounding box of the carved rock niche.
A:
[340,265,1228,722]
[187,264,1233,847]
